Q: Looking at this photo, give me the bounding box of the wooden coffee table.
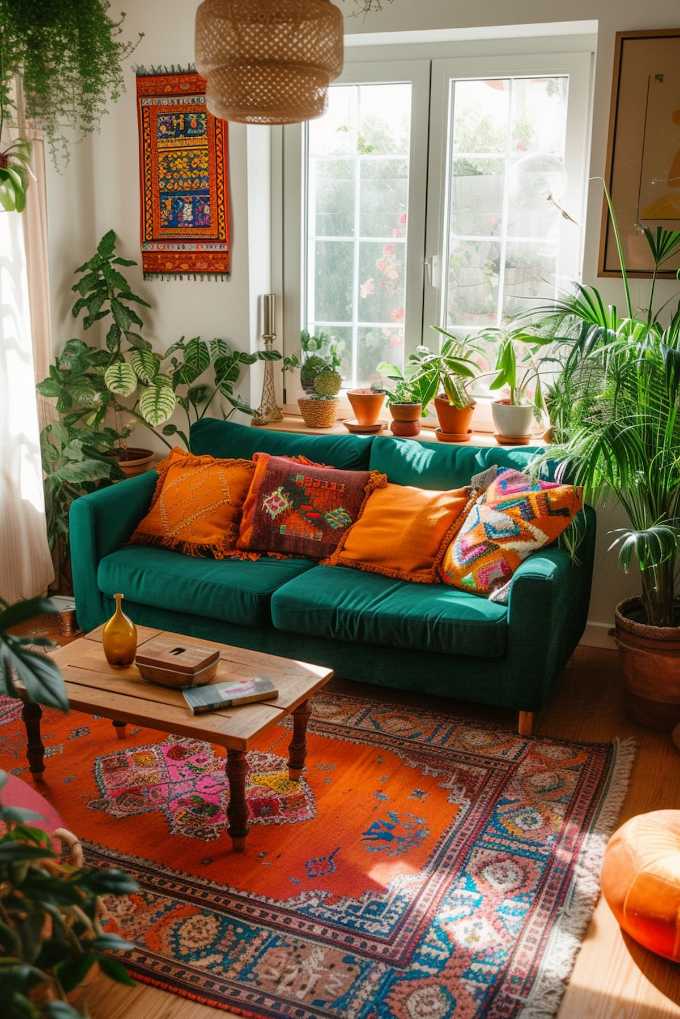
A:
[19,626,333,852]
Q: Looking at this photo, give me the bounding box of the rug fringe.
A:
[135,63,198,76]
[143,272,231,282]
[516,737,637,1018]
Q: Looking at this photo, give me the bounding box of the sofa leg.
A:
[518,711,535,737]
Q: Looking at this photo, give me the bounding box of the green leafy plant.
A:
[481,326,556,417]
[0,1,142,167]
[0,597,66,710]
[0,771,138,1019]
[0,136,32,212]
[374,364,424,407]
[406,330,481,409]
[530,196,680,628]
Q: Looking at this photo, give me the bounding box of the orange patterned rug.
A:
[0,693,634,1018]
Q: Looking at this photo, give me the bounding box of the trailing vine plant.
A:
[0,0,142,169]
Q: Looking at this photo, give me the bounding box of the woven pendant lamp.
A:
[195,0,344,125]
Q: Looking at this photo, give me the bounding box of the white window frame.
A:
[424,51,593,336]
[278,59,429,405]
[274,38,594,420]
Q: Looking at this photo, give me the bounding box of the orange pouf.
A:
[601,810,680,961]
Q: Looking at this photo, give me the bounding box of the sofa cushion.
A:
[98,546,315,628]
[271,565,507,658]
[369,435,548,490]
[190,418,373,468]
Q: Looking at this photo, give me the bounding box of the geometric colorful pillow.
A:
[236,453,386,560]
[440,467,582,601]
[325,482,474,584]
[130,447,256,559]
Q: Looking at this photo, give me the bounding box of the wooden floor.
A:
[23,622,680,1018]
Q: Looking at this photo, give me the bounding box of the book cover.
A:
[183,677,278,715]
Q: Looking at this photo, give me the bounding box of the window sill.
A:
[255,414,545,449]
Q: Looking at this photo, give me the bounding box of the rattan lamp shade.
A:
[195,0,344,125]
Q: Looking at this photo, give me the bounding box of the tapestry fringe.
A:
[143,272,231,282]
[135,64,198,76]
[516,737,637,1018]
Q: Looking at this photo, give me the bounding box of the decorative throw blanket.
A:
[136,66,231,279]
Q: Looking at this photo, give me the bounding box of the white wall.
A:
[45,0,680,636]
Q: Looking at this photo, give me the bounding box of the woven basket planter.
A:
[298,397,338,429]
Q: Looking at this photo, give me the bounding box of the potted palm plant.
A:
[531,202,680,728]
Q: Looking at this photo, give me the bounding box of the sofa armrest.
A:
[69,471,157,632]
[506,506,596,710]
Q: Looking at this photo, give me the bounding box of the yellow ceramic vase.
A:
[102,593,137,668]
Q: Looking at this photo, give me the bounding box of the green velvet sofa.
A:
[69,419,595,732]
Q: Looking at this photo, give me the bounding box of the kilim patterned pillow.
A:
[440,467,583,601]
[237,453,386,559]
[130,448,255,559]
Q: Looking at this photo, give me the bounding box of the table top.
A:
[50,626,333,751]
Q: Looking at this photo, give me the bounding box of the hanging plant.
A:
[0,0,142,166]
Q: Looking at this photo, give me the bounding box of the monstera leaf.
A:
[129,348,160,384]
[139,381,176,426]
[104,361,138,397]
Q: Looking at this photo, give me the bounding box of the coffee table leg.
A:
[288,699,312,781]
[226,749,248,852]
[112,720,127,739]
[22,702,45,780]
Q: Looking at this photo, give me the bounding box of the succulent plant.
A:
[313,368,342,399]
[300,354,328,393]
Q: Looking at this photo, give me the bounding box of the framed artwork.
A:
[599,28,680,278]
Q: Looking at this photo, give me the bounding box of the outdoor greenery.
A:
[531,203,680,628]
[37,231,269,579]
[0,0,141,167]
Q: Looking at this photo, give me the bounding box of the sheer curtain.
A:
[0,136,54,601]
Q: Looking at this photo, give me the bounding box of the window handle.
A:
[424,255,440,289]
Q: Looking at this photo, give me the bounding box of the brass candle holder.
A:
[252,293,284,426]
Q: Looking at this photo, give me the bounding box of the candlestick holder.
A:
[252,294,284,426]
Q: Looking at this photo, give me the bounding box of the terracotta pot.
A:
[434,396,475,441]
[298,397,338,429]
[348,389,385,427]
[491,401,534,443]
[615,597,680,730]
[115,447,154,478]
[389,402,422,437]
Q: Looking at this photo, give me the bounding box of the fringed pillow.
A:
[130,447,255,559]
[237,453,386,559]
[440,467,583,601]
[325,483,474,584]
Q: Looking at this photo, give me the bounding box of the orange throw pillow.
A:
[130,447,255,559]
[325,483,473,584]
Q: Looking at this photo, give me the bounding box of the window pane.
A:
[444,75,569,332]
[314,159,355,236]
[306,81,412,387]
[313,241,353,321]
[360,158,408,238]
[447,239,500,327]
[358,241,406,323]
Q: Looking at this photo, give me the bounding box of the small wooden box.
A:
[136,638,220,689]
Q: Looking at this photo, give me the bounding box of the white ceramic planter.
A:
[491,400,534,438]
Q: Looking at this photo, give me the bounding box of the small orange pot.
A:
[115,447,154,478]
[348,389,385,427]
[389,402,422,437]
[434,397,475,441]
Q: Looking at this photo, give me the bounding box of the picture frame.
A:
[599,28,680,278]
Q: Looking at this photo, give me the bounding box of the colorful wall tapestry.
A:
[136,67,231,279]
